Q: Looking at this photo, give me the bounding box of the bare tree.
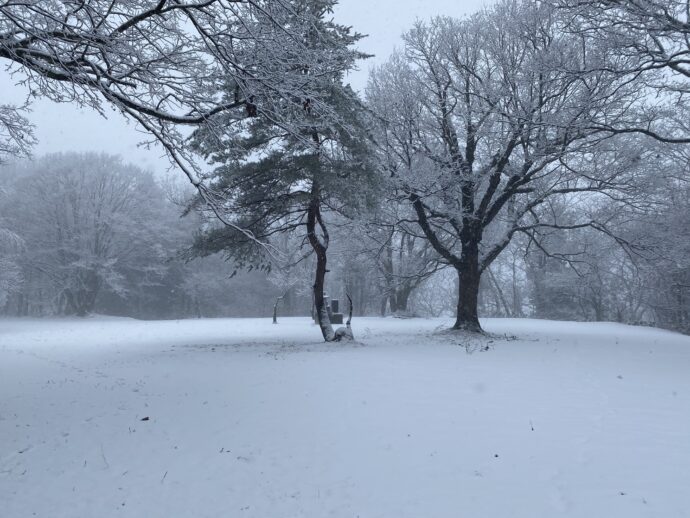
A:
[367,0,646,332]
[357,206,443,316]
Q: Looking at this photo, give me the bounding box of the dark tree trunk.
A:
[306,188,335,342]
[272,297,280,324]
[64,271,101,317]
[511,258,523,317]
[273,285,294,324]
[390,285,412,313]
[454,243,482,332]
[76,289,98,316]
[310,224,335,340]
[395,286,412,312]
[17,292,27,316]
[411,193,484,333]
[487,267,511,317]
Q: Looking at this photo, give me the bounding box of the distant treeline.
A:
[1,152,688,335]
[0,153,309,320]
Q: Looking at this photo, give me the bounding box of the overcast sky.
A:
[0,0,487,176]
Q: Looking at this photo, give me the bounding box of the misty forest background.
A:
[2,146,687,330]
[1,0,689,334]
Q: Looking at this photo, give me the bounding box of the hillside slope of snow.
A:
[1,317,689,517]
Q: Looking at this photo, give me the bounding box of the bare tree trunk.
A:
[389,295,398,313]
[272,285,293,324]
[487,266,511,317]
[411,193,484,333]
[393,285,413,312]
[272,297,280,324]
[454,243,482,332]
[511,257,523,317]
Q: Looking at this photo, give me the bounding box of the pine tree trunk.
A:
[312,249,335,340]
[306,189,335,342]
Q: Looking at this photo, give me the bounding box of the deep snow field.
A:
[1,316,689,518]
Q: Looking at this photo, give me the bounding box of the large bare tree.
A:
[367,0,647,332]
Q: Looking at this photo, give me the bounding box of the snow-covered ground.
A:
[1,316,689,518]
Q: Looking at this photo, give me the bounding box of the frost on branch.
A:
[0,104,35,163]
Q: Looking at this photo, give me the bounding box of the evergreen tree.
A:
[189,0,377,341]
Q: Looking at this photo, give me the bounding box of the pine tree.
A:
[189,0,376,341]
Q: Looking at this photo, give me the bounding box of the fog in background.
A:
[4,4,690,516]
[1,0,689,335]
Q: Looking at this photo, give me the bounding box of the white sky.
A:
[0,0,487,176]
